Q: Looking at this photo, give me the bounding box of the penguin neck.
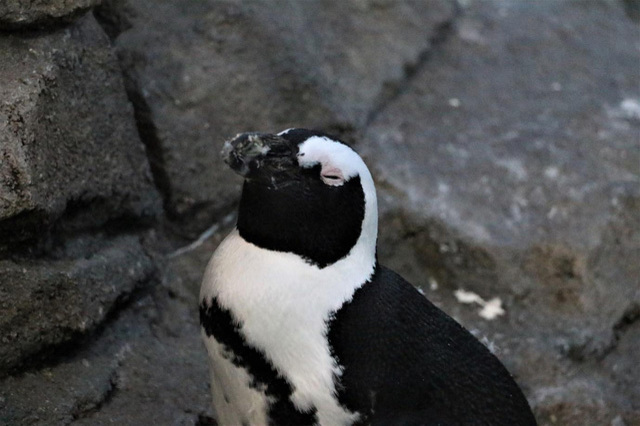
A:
[237,175,377,270]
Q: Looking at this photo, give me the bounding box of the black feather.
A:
[327,265,537,426]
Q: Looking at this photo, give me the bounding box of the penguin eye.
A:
[320,167,345,186]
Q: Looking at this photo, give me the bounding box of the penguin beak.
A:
[222,132,298,179]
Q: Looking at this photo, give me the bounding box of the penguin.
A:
[199,129,537,426]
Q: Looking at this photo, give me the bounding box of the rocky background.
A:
[0,0,638,425]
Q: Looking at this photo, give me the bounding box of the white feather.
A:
[202,332,272,425]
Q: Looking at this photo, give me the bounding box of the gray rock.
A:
[0,235,155,376]
[0,0,102,30]
[1,0,638,424]
[103,0,456,231]
[366,0,639,423]
[0,226,231,426]
[603,309,640,424]
[0,14,161,252]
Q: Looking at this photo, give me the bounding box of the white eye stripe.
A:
[295,136,375,196]
[297,136,359,177]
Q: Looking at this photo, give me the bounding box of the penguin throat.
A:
[236,177,366,268]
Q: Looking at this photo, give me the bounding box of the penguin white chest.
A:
[200,230,374,426]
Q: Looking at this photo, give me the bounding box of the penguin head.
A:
[222,128,378,268]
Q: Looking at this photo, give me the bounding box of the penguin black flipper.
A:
[327,265,537,426]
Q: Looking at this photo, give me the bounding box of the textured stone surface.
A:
[366,1,640,424]
[103,0,456,230]
[0,0,102,30]
[0,14,161,252]
[0,293,210,426]
[0,235,155,376]
[0,6,161,392]
[0,228,226,426]
[0,0,639,425]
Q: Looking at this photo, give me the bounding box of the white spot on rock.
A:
[454,289,505,320]
[437,181,450,194]
[454,289,484,304]
[479,298,505,320]
[429,277,439,291]
[544,166,560,179]
[606,98,640,121]
[448,98,461,108]
[620,98,640,119]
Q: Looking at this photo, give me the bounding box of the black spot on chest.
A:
[237,174,365,268]
[200,298,317,426]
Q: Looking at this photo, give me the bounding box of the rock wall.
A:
[0,0,638,425]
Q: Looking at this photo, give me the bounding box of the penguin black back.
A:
[328,265,537,426]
